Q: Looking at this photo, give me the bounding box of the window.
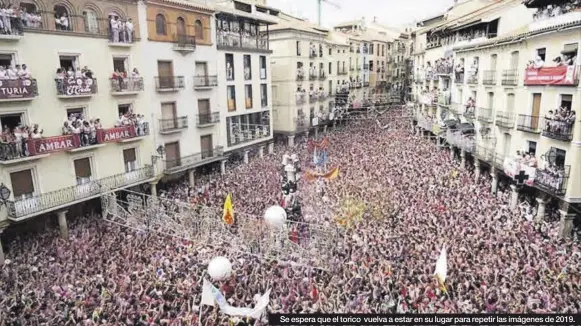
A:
[245,85,253,109]
[336,61,339,74]
[490,54,498,70]
[536,48,546,62]
[560,94,572,110]
[243,55,252,80]
[59,55,79,72]
[113,57,127,73]
[123,148,138,172]
[554,148,566,168]
[10,169,34,200]
[329,47,332,55]
[510,51,519,69]
[200,135,213,158]
[54,5,71,31]
[296,41,301,56]
[74,157,92,185]
[225,53,234,81]
[527,141,537,156]
[66,107,85,121]
[118,104,132,116]
[195,20,204,39]
[0,113,24,133]
[328,80,332,95]
[328,62,332,74]
[227,86,236,111]
[506,93,515,113]
[260,84,267,108]
[176,17,186,36]
[259,56,266,79]
[83,9,99,34]
[155,14,167,35]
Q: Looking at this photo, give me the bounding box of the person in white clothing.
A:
[125,18,134,43]
[7,65,18,79]
[110,15,120,42]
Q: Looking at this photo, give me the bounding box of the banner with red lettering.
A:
[524,66,578,86]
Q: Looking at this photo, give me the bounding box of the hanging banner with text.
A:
[524,66,578,86]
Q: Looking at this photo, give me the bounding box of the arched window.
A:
[155,14,166,35]
[176,17,186,36]
[20,2,41,28]
[83,9,99,34]
[54,5,71,31]
[194,20,203,39]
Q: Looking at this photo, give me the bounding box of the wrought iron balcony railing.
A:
[164,146,224,171]
[173,33,196,51]
[159,116,188,132]
[493,152,505,170]
[193,75,218,88]
[155,76,185,91]
[517,114,542,133]
[109,77,143,94]
[477,108,493,123]
[363,64,369,71]
[483,70,496,85]
[435,65,453,75]
[7,165,154,219]
[0,78,38,101]
[535,165,570,196]
[466,72,479,84]
[296,73,305,81]
[296,94,305,105]
[55,77,98,97]
[495,111,515,129]
[501,69,518,86]
[475,145,495,163]
[542,119,574,142]
[454,72,464,83]
[197,112,220,126]
[309,73,317,80]
[309,95,318,103]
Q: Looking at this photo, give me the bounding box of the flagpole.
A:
[198,271,206,326]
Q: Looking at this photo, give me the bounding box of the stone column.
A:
[558,210,576,239]
[323,125,327,134]
[288,135,295,147]
[460,150,466,169]
[150,182,157,197]
[474,160,481,182]
[0,230,4,266]
[491,173,498,195]
[449,147,454,162]
[509,185,519,210]
[188,170,195,187]
[220,160,227,175]
[535,197,546,224]
[57,211,69,240]
[259,146,264,158]
[268,143,274,155]
[243,150,249,164]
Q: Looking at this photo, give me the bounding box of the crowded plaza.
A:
[0,104,579,325]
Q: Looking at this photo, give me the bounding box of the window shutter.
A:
[74,158,92,178]
[123,148,137,163]
[10,170,34,197]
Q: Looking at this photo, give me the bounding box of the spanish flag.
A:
[222,193,234,225]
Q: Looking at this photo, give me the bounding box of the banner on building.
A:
[524,66,578,86]
[503,158,535,186]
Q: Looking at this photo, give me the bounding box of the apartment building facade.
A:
[0,0,155,227]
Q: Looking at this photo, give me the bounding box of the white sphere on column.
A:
[207,256,232,281]
[264,205,287,229]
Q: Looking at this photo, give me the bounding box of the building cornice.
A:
[144,0,214,14]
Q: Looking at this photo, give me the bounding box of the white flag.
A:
[201,279,271,319]
[201,279,216,307]
[434,246,447,284]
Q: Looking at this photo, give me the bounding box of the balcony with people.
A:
[0,64,37,101]
[296,64,305,81]
[308,89,318,103]
[517,114,543,133]
[495,111,515,129]
[227,115,271,146]
[309,43,317,58]
[466,58,479,84]
[503,150,538,186]
[295,88,306,105]
[308,65,317,81]
[110,68,143,95]
[454,62,465,83]
[0,113,149,164]
[526,0,581,32]
[463,97,476,119]
[319,68,326,80]
[542,107,576,141]
[216,15,272,53]
[438,91,451,107]
[55,66,97,98]
[427,20,498,49]
[435,58,453,75]
[524,47,579,86]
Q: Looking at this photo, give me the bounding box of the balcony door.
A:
[200,135,213,159]
[198,99,210,123]
[503,133,511,157]
[157,61,174,88]
[195,62,208,77]
[161,102,177,129]
[165,141,180,168]
[531,93,541,130]
[10,169,34,200]
[74,157,95,199]
[176,17,186,36]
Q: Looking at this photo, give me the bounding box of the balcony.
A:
[319,71,326,80]
[477,108,493,123]
[438,93,451,107]
[55,77,97,98]
[155,76,185,92]
[309,50,317,59]
[435,65,453,75]
[542,119,574,142]
[535,165,571,197]
[363,64,369,71]
[350,66,354,71]
[296,72,305,81]
[529,10,581,33]
[516,114,542,133]
[450,103,464,115]
[466,72,479,85]
[197,112,220,127]
[524,66,579,86]
[6,165,154,220]
[483,70,496,85]
[159,116,188,134]
[454,72,464,83]
[0,128,151,164]
[229,125,271,146]
[216,27,271,53]
[338,69,348,75]
[194,75,218,89]
[501,69,518,86]
[363,82,369,87]
[110,77,143,95]
[495,111,515,129]
[357,67,361,71]
[309,73,317,81]
[172,34,196,53]
[107,28,135,47]
[309,95,318,104]
[319,93,328,101]
[476,145,495,163]
[493,152,505,171]
[296,93,305,105]
[164,146,225,173]
[0,78,38,101]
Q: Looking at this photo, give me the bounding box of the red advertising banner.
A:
[29,135,79,155]
[0,79,37,100]
[99,125,136,143]
[524,66,578,86]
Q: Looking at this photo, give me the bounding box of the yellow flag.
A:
[324,167,340,180]
[222,193,234,225]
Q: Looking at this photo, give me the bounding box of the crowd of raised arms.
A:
[0,106,579,325]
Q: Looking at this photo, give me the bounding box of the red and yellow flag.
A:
[222,193,234,225]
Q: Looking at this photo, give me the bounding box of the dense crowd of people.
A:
[0,123,43,160]
[532,0,581,21]
[1,106,580,325]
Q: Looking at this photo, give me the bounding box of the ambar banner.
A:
[524,66,578,86]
